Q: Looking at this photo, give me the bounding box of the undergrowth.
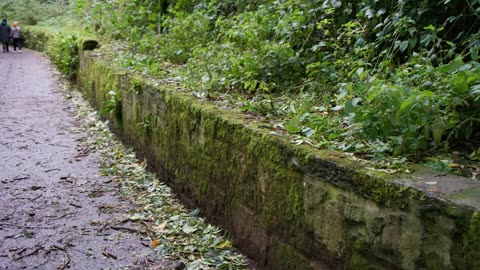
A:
[21,0,480,172]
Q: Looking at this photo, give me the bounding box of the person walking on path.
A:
[10,21,23,53]
[0,19,11,53]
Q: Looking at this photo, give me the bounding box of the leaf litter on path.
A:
[64,83,249,269]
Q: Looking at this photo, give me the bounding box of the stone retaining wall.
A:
[25,27,480,269]
[76,53,480,270]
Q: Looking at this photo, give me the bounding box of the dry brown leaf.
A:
[151,239,160,248]
[157,221,168,232]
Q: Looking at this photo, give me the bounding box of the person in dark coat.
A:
[0,19,12,53]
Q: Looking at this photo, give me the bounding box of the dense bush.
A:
[16,0,480,163]
[47,33,79,80]
[72,0,480,161]
[0,0,67,25]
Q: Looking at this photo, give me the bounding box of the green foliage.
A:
[68,0,480,162]
[22,27,49,51]
[101,90,122,117]
[341,57,480,159]
[47,33,79,80]
[0,0,67,25]
[70,0,480,160]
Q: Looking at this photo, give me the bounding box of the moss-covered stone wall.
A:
[25,27,480,270]
[76,54,480,270]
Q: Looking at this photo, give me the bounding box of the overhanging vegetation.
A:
[70,0,480,170]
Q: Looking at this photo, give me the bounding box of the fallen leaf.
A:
[157,221,167,231]
[151,239,160,248]
[216,240,232,249]
[182,224,197,234]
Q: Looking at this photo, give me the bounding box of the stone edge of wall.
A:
[25,27,480,270]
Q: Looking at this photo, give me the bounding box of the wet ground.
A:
[0,50,159,269]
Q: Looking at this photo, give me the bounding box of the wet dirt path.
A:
[0,50,156,269]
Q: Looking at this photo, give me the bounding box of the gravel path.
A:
[0,50,157,269]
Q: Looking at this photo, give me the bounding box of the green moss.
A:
[424,251,451,270]
[464,212,480,269]
[78,38,99,51]
[450,187,480,209]
[268,242,314,270]
[348,169,422,210]
[353,238,369,252]
[130,76,143,94]
[348,253,372,270]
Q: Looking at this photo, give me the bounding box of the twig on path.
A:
[98,220,113,232]
[14,247,27,255]
[52,245,67,252]
[102,246,118,260]
[0,222,57,230]
[31,194,43,201]
[51,245,71,270]
[0,222,23,229]
[98,204,128,213]
[140,220,155,238]
[113,218,132,226]
[44,168,61,173]
[12,193,42,201]
[110,225,141,234]
[69,202,83,208]
[74,148,91,158]
[60,176,69,180]
[14,245,44,261]
[140,220,152,230]
[124,216,155,224]
[25,225,57,229]
[59,255,71,270]
[49,143,70,148]
[12,175,30,181]
[30,186,43,191]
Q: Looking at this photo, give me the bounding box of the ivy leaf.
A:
[344,97,361,114]
[301,127,314,137]
[399,40,409,52]
[365,8,374,18]
[470,84,480,95]
[216,240,232,249]
[286,117,302,134]
[470,47,479,61]
[182,224,197,234]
